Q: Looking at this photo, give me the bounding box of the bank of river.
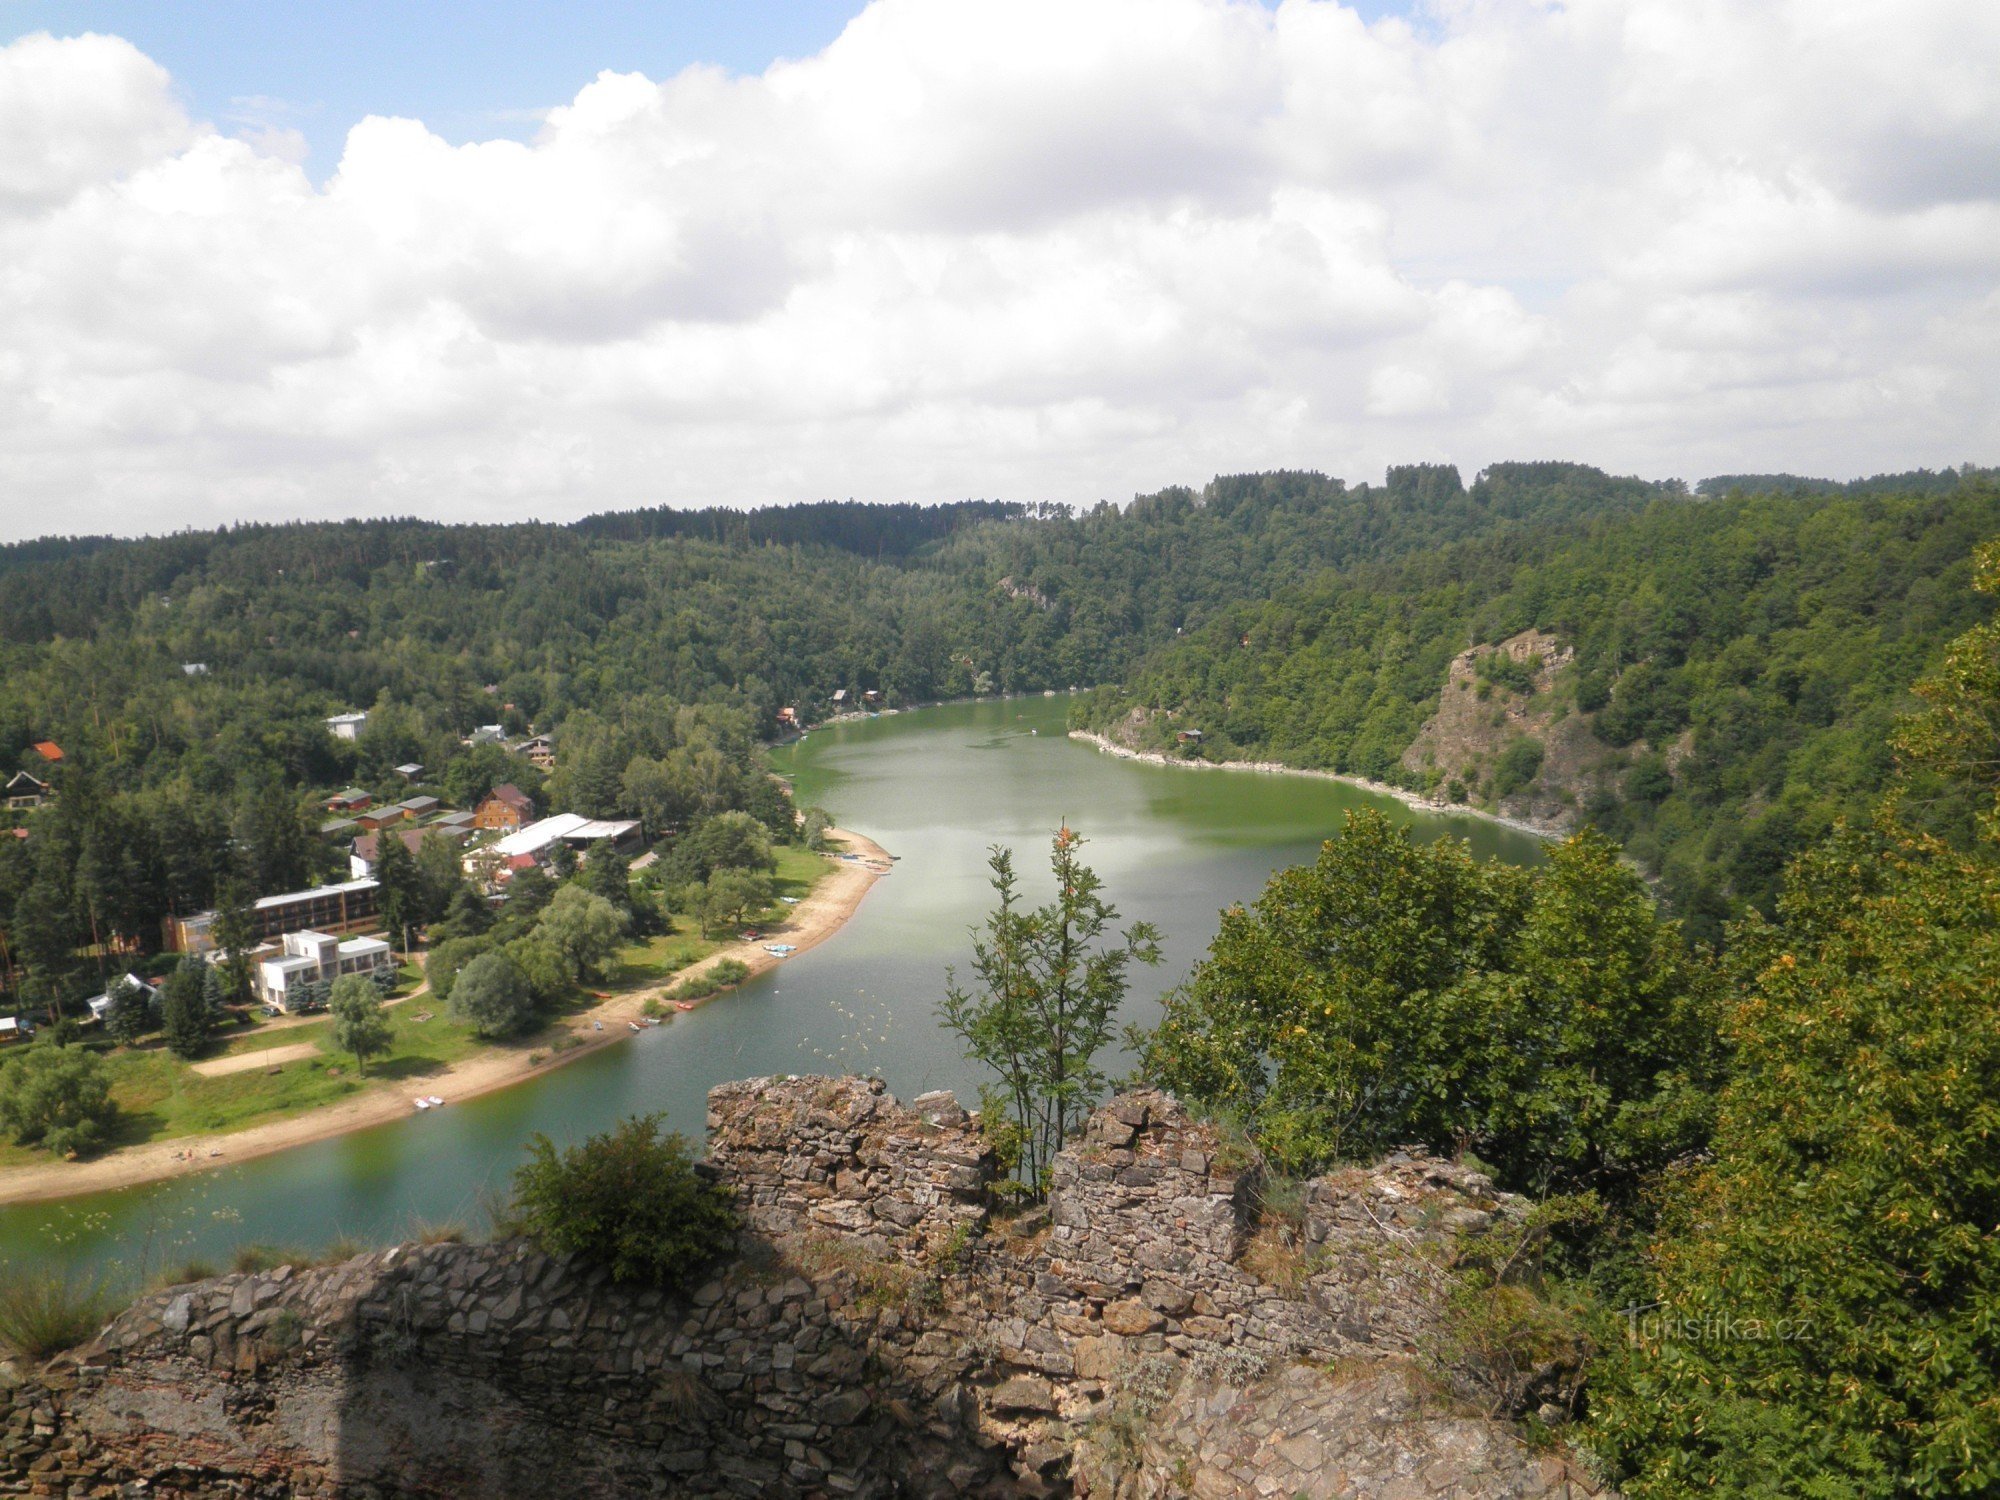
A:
[0,696,1543,1274]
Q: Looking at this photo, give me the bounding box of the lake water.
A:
[0,696,1544,1275]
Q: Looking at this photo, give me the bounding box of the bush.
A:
[0,1265,119,1362]
[672,958,750,1002]
[1490,736,1545,799]
[509,1114,736,1287]
[0,1039,117,1156]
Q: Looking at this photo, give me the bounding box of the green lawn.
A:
[599,842,831,993]
[0,996,529,1169]
[0,845,839,1169]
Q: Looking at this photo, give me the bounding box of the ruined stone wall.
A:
[0,1077,1602,1500]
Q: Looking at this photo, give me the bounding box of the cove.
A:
[0,696,1545,1274]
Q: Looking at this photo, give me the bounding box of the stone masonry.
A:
[0,1078,1608,1498]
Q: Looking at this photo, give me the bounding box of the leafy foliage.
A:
[0,1038,117,1156]
[447,951,537,1040]
[1592,549,2000,1497]
[510,1113,737,1287]
[159,959,213,1060]
[1142,811,1722,1194]
[941,828,1161,1192]
[1080,474,2000,942]
[327,973,392,1076]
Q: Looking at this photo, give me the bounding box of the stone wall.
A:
[0,1077,1606,1499]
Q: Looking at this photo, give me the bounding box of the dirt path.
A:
[189,1042,322,1077]
[0,831,890,1207]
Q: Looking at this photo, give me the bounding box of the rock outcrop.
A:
[0,1078,1606,1498]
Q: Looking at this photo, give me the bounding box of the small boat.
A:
[764,944,797,956]
[674,1000,695,1012]
[413,1098,431,1111]
[423,1095,444,1108]
[643,1016,662,1026]
[780,896,800,904]
[593,1020,603,1031]
[628,1021,643,1032]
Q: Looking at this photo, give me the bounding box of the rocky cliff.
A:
[0,1078,1606,1498]
[1396,627,1665,833]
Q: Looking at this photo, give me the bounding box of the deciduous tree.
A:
[940,827,1159,1193]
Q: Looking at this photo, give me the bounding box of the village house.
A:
[354,805,409,832]
[5,771,51,810]
[84,973,157,1026]
[474,783,534,831]
[515,734,556,772]
[466,723,506,747]
[0,1015,30,1045]
[325,711,368,741]
[393,762,424,781]
[181,662,208,677]
[325,787,373,813]
[32,741,63,764]
[253,930,395,1011]
[397,794,441,819]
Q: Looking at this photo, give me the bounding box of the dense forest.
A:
[1,460,1993,1007]
[1075,467,2000,941]
[1133,538,2000,1496]
[3,464,1997,1492]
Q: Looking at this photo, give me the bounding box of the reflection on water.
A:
[0,696,1545,1272]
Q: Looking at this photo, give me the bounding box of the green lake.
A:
[0,696,1544,1274]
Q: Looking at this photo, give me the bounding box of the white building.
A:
[254,930,395,1011]
[85,973,158,1024]
[326,711,369,741]
[489,813,642,863]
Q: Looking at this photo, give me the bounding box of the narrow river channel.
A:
[0,695,1545,1273]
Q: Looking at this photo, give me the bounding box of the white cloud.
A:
[0,0,1996,540]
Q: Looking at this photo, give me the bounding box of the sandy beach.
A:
[0,830,890,1207]
[1067,731,1560,840]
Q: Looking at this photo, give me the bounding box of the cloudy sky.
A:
[1,0,1995,541]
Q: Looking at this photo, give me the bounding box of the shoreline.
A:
[0,830,890,1208]
[1066,730,1561,841]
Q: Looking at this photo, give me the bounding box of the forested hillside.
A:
[1077,471,2000,940]
[2,461,1991,1004]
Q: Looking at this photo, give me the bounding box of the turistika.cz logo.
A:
[1623,1304,1815,1345]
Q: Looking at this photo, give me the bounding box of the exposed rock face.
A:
[0,1080,1606,1498]
[1400,628,1604,831]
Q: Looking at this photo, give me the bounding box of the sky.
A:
[0,0,1995,541]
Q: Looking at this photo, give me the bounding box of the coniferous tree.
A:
[159,959,212,1060]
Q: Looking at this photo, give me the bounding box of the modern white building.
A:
[254,930,395,1010]
[325,710,369,741]
[488,813,642,863]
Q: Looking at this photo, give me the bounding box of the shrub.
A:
[509,1113,736,1287]
[672,958,750,1002]
[0,1266,119,1361]
[1490,736,1545,799]
[0,1039,117,1156]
